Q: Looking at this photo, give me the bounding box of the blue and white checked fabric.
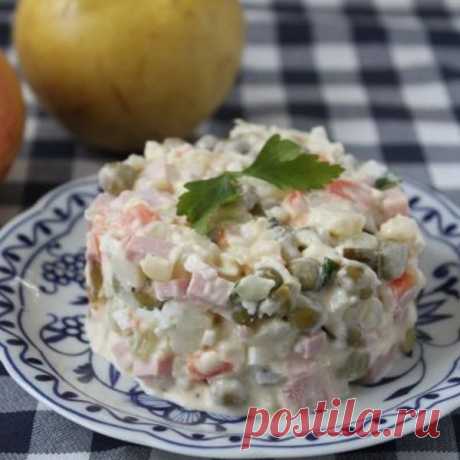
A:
[1,0,460,458]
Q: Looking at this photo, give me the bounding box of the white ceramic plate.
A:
[0,176,459,458]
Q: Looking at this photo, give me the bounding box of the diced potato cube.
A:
[235,275,275,302]
[311,207,366,239]
[140,255,173,282]
[201,329,217,347]
[379,215,425,254]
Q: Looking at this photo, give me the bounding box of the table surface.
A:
[2,0,460,458]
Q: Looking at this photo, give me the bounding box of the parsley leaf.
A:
[177,173,241,234]
[243,135,344,190]
[374,172,401,191]
[319,258,340,288]
[177,134,344,234]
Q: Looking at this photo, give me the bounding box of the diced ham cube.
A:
[360,347,396,384]
[184,255,217,280]
[124,236,174,262]
[154,279,190,301]
[112,340,130,357]
[293,331,327,359]
[111,190,135,208]
[132,358,155,377]
[186,272,234,307]
[236,325,251,340]
[282,363,329,410]
[283,191,309,227]
[155,353,174,377]
[111,340,132,372]
[382,188,409,222]
[132,352,174,378]
[286,191,307,210]
[327,179,374,210]
[282,346,346,410]
[120,203,159,228]
[85,193,113,221]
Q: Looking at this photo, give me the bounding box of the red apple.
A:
[0,51,25,181]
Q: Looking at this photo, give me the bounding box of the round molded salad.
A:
[85,121,425,414]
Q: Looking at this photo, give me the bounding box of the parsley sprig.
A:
[177,135,344,234]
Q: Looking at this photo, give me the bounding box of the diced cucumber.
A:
[288,257,320,290]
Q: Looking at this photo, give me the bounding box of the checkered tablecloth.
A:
[1,0,460,458]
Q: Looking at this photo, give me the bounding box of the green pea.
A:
[232,308,253,325]
[343,248,378,272]
[289,304,320,330]
[271,284,293,318]
[338,351,369,382]
[288,257,320,290]
[359,287,373,300]
[112,277,121,293]
[101,162,138,195]
[345,264,365,281]
[89,262,103,302]
[401,327,416,354]
[347,327,366,348]
[134,291,160,310]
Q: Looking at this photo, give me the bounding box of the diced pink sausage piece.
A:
[285,191,308,212]
[124,235,174,262]
[236,325,251,340]
[184,255,217,280]
[282,363,328,410]
[132,358,154,377]
[294,331,327,359]
[111,340,132,371]
[86,193,113,220]
[282,347,346,410]
[112,340,130,357]
[283,191,309,226]
[382,188,409,221]
[154,279,189,301]
[144,158,168,183]
[112,190,133,207]
[132,353,174,378]
[360,348,396,384]
[120,203,159,228]
[328,179,374,210]
[186,272,234,307]
[155,353,174,377]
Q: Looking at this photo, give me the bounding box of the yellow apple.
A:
[14,0,245,151]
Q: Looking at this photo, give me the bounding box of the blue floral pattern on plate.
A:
[0,176,459,458]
